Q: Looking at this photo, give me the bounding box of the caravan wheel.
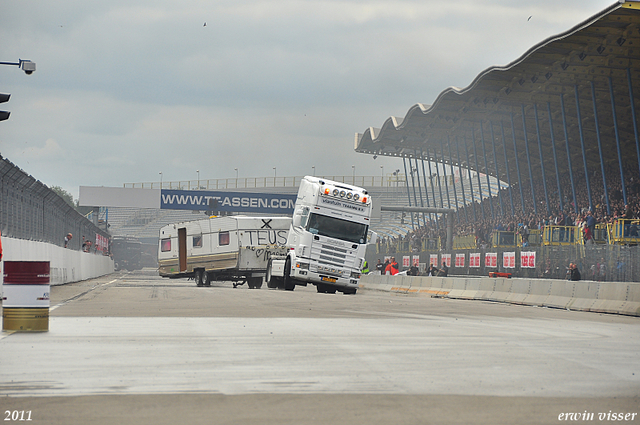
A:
[194,270,204,287]
[247,277,262,289]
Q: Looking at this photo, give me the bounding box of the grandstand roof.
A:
[355,1,640,186]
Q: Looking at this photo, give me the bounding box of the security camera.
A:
[20,60,36,75]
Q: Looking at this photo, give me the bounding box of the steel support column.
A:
[489,121,504,216]
[479,123,495,218]
[546,102,564,212]
[627,68,640,181]
[455,138,469,222]
[434,148,445,209]
[608,76,627,206]
[440,139,452,211]
[413,151,426,226]
[590,81,610,215]
[560,94,579,214]
[534,104,550,214]
[521,105,537,215]
[463,138,478,222]
[447,137,460,223]
[510,112,526,212]
[501,120,515,216]
[420,149,434,226]
[427,149,440,229]
[575,85,593,211]
[471,129,485,216]
[402,157,415,230]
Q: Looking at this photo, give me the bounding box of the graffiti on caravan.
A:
[160,189,296,214]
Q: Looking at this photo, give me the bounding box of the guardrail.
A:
[359,274,640,316]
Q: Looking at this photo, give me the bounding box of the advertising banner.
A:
[503,252,516,269]
[470,253,481,268]
[485,252,497,268]
[412,255,420,267]
[521,251,536,268]
[403,256,411,268]
[429,254,439,267]
[455,253,465,268]
[160,189,296,214]
[441,253,451,267]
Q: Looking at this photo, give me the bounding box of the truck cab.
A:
[267,176,373,294]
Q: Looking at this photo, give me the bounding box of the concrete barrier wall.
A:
[360,273,640,317]
[1,237,114,294]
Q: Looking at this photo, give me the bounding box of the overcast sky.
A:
[1,0,612,198]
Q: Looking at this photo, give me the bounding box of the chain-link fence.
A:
[0,155,109,250]
[370,243,640,283]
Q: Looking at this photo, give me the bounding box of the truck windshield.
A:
[306,213,368,244]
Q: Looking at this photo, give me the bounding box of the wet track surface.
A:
[1,269,639,424]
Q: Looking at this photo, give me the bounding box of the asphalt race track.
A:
[1,269,639,425]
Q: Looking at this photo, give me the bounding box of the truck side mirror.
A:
[292,214,302,228]
[368,231,378,244]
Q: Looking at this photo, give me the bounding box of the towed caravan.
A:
[158,216,290,288]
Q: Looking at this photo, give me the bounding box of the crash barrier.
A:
[359,273,640,317]
[0,237,113,295]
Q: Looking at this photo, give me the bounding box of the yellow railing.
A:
[608,219,640,244]
[453,235,476,250]
[542,225,580,246]
[491,231,518,248]
[422,238,441,251]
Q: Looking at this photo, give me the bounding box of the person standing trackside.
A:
[375,259,384,274]
[64,233,73,248]
[385,257,399,276]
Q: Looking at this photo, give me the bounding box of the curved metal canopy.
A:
[355,1,640,211]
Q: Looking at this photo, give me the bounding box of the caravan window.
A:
[219,231,230,246]
[193,234,203,248]
[160,238,171,252]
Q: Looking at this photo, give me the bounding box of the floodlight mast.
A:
[0,59,36,75]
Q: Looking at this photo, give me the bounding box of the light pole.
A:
[234,168,238,179]
[159,172,163,189]
[312,166,315,176]
[196,170,200,189]
[352,165,355,184]
[381,166,384,186]
[273,167,277,186]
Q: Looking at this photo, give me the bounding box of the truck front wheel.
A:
[283,257,295,291]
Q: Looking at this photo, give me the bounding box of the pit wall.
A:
[0,236,114,295]
[359,273,640,317]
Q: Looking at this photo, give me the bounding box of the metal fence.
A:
[370,244,640,283]
[0,155,109,250]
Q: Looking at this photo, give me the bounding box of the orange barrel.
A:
[2,261,50,332]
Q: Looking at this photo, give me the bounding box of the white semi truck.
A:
[157,176,374,294]
[265,176,374,295]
